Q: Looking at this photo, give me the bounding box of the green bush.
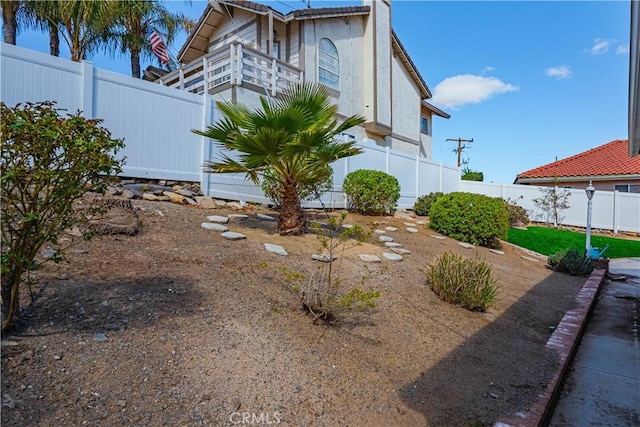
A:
[343,169,400,215]
[504,201,530,227]
[413,192,444,216]
[261,165,333,208]
[461,167,484,182]
[429,192,508,248]
[548,249,594,276]
[425,251,498,312]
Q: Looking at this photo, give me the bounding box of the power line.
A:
[446,137,473,168]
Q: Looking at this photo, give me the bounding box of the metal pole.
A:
[586,197,593,253]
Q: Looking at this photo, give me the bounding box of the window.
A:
[420,116,429,134]
[615,184,640,193]
[318,38,339,90]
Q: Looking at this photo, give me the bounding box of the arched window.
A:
[318,38,339,90]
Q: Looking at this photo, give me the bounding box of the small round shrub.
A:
[429,192,508,248]
[343,169,400,215]
[503,201,530,227]
[548,249,594,276]
[413,192,444,216]
[261,165,333,208]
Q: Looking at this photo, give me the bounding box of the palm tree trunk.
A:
[279,181,306,236]
[2,2,18,45]
[48,22,59,56]
[130,45,141,78]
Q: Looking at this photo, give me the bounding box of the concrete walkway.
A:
[550,258,640,426]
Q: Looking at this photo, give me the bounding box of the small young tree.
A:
[1,102,124,332]
[533,184,571,228]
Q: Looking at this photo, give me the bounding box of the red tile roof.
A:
[516,139,640,180]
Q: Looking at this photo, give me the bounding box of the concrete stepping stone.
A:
[385,226,398,232]
[201,222,228,232]
[379,235,394,242]
[374,229,386,234]
[459,242,475,249]
[431,235,446,240]
[406,227,418,233]
[490,249,505,255]
[221,231,246,240]
[404,222,417,227]
[384,242,403,248]
[383,253,403,262]
[257,213,276,221]
[391,248,411,255]
[207,215,229,224]
[416,220,427,225]
[228,214,248,219]
[312,254,337,262]
[264,243,287,256]
[359,254,381,262]
[521,255,539,262]
[342,224,354,229]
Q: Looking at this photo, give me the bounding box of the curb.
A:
[494,268,607,427]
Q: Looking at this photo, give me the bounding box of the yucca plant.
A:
[194,83,365,235]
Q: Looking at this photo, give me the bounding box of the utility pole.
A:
[446,137,473,167]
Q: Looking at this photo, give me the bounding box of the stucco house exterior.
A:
[154,0,449,159]
[514,139,640,193]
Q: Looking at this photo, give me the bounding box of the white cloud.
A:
[430,74,519,109]
[545,65,572,79]
[616,44,629,55]
[482,66,497,74]
[585,38,610,55]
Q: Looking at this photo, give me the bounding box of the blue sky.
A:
[10,1,632,183]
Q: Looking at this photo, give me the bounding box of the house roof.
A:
[515,139,640,182]
[177,1,433,100]
[421,101,450,119]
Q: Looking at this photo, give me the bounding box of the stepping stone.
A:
[221,232,246,240]
[359,254,381,263]
[93,333,108,342]
[379,235,394,242]
[490,249,505,255]
[342,224,354,228]
[385,226,398,232]
[312,254,337,262]
[521,255,539,262]
[404,222,417,227]
[201,222,228,232]
[257,213,276,221]
[207,215,229,224]
[459,242,474,249]
[384,242,403,248]
[431,235,446,240]
[406,227,418,233]
[228,214,248,219]
[391,248,411,255]
[383,253,403,262]
[416,220,427,225]
[264,243,287,256]
[374,229,386,234]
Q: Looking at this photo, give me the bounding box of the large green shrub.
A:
[343,169,400,215]
[413,192,444,216]
[261,165,333,208]
[425,251,498,312]
[503,199,530,227]
[429,192,508,248]
[548,249,594,276]
[1,102,125,331]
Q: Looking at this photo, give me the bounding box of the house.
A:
[154,0,450,159]
[514,139,640,193]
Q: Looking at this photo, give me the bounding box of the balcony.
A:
[157,42,304,97]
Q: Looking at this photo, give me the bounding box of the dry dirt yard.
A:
[1,198,586,426]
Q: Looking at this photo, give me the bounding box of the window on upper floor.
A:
[614,184,640,193]
[318,38,339,90]
[420,116,430,135]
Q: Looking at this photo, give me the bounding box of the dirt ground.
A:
[1,199,586,426]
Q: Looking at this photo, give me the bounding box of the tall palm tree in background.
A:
[113,0,194,78]
[24,0,61,56]
[194,83,365,236]
[2,0,25,45]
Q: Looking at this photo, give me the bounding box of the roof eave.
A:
[515,174,640,184]
[391,30,431,99]
[422,101,450,119]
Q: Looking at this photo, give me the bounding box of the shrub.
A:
[343,169,400,215]
[461,167,484,182]
[1,101,124,331]
[413,192,444,216]
[429,192,508,248]
[503,199,530,227]
[261,165,333,208]
[425,251,498,312]
[548,249,594,276]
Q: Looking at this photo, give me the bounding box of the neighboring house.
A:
[514,139,640,193]
[154,0,450,159]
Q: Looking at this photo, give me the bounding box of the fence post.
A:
[385,146,390,173]
[200,95,213,196]
[80,61,94,118]
[613,190,619,234]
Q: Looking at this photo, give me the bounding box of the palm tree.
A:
[194,83,365,236]
[24,0,61,56]
[1,0,24,45]
[112,0,194,78]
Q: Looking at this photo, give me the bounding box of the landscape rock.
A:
[196,196,217,209]
[391,248,411,255]
[123,184,144,198]
[521,255,539,262]
[176,189,195,197]
[394,208,415,220]
[206,215,229,224]
[379,236,394,242]
[374,229,386,234]
[227,202,244,210]
[121,190,135,199]
[213,199,227,208]
[406,227,418,233]
[431,235,446,240]
[459,242,475,249]
[93,333,108,342]
[201,222,229,232]
[184,197,198,206]
[228,214,248,219]
[264,243,287,256]
[404,222,417,227]
[384,242,402,248]
[383,253,403,262]
[142,192,161,201]
[257,214,276,221]
[312,254,337,262]
[384,227,398,232]
[490,249,505,255]
[416,220,427,225]
[359,254,381,262]
[41,248,56,259]
[221,232,246,241]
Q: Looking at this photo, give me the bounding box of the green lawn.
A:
[506,226,640,258]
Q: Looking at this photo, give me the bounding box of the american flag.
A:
[149,31,169,67]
